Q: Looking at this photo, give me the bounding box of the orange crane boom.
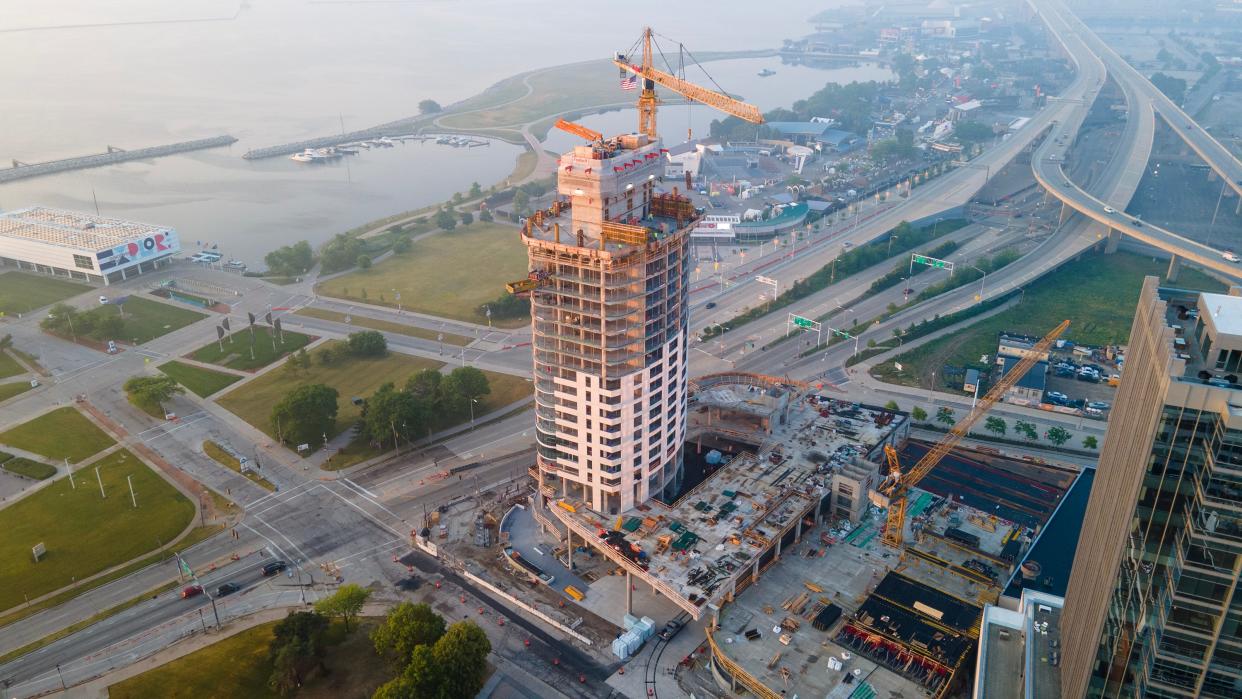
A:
[614,28,763,140]
[877,319,1070,548]
[553,118,603,144]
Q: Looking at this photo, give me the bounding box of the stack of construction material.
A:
[812,603,842,631]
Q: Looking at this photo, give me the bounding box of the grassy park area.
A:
[217,342,442,441]
[318,222,528,327]
[0,407,115,463]
[189,327,314,372]
[103,296,207,344]
[294,307,472,346]
[0,449,194,612]
[0,454,56,480]
[157,361,242,397]
[0,350,25,380]
[871,252,1228,390]
[0,381,32,403]
[0,272,91,316]
[108,618,390,699]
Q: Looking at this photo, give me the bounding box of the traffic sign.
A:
[792,315,814,329]
[911,253,954,273]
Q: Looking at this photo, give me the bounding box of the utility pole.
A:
[128,475,137,507]
[95,466,105,498]
[66,458,74,489]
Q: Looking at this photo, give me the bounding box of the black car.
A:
[262,560,288,577]
[705,302,717,309]
[659,620,683,640]
[216,582,242,597]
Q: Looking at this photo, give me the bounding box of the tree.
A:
[468,181,482,198]
[318,345,337,366]
[435,208,457,231]
[1150,72,1187,103]
[884,400,899,410]
[406,369,443,402]
[320,234,366,274]
[41,303,79,336]
[984,416,1007,437]
[267,611,329,695]
[92,313,125,341]
[459,211,473,226]
[1015,420,1039,442]
[297,348,311,371]
[372,602,446,664]
[479,209,494,223]
[1046,425,1072,446]
[364,383,424,449]
[447,366,489,401]
[431,622,491,698]
[271,384,338,446]
[936,406,956,426]
[512,189,530,216]
[1083,435,1099,450]
[314,583,371,633]
[265,240,313,276]
[124,375,184,410]
[357,254,372,270]
[392,236,412,254]
[373,645,443,699]
[348,330,388,357]
[954,120,993,144]
[418,99,442,114]
[911,406,928,422]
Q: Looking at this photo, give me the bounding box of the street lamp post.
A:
[470,398,479,428]
[966,264,988,303]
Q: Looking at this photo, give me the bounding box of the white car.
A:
[1223,251,1241,264]
[1103,206,1116,214]
[98,295,109,305]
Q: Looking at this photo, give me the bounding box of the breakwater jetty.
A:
[0,135,238,184]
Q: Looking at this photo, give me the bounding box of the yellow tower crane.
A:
[614,28,764,141]
[875,319,1071,548]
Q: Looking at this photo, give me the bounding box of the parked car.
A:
[1223,251,1241,264]
[1087,401,1111,411]
[659,620,682,640]
[181,585,204,599]
[262,561,288,577]
[1045,391,1069,405]
[216,582,242,597]
[98,295,109,305]
[705,302,717,309]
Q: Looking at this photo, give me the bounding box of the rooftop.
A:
[974,589,1064,699]
[551,393,907,614]
[999,356,1049,392]
[1159,286,1242,391]
[0,206,172,252]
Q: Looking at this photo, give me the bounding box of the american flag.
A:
[620,74,638,91]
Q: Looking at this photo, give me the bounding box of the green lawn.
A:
[0,350,25,380]
[871,251,1228,390]
[0,380,32,403]
[318,222,529,327]
[217,342,443,442]
[1,457,56,480]
[188,327,314,372]
[0,272,92,316]
[0,407,115,463]
[104,296,207,344]
[108,618,391,699]
[157,361,242,397]
[0,449,194,613]
[294,307,473,346]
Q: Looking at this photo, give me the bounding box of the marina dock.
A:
[0,135,238,184]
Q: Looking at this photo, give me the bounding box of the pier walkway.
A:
[0,136,237,184]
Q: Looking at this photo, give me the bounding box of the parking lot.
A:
[1042,353,1119,417]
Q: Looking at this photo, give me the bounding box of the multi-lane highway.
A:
[1031,0,1242,278]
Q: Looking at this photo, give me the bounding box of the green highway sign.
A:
[911,253,953,271]
[792,315,814,329]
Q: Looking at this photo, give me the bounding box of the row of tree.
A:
[41,302,124,342]
[360,366,491,450]
[266,584,372,695]
[896,402,1097,449]
[265,240,314,277]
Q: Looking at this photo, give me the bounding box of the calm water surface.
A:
[0,0,870,263]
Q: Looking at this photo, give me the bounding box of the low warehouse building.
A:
[0,206,180,285]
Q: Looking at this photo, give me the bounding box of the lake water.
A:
[0,0,875,264]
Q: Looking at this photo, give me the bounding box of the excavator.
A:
[874,319,1071,548]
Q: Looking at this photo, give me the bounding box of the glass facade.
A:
[1085,405,1242,698]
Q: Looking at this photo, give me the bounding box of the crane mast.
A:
[878,319,1071,548]
[614,27,764,140]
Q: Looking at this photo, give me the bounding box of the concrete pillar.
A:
[753,559,760,583]
[796,517,803,543]
[1167,254,1183,283]
[625,571,634,615]
[775,536,782,561]
[1235,195,1241,217]
[567,529,573,571]
[1058,202,1071,226]
[1105,228,1121,254]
